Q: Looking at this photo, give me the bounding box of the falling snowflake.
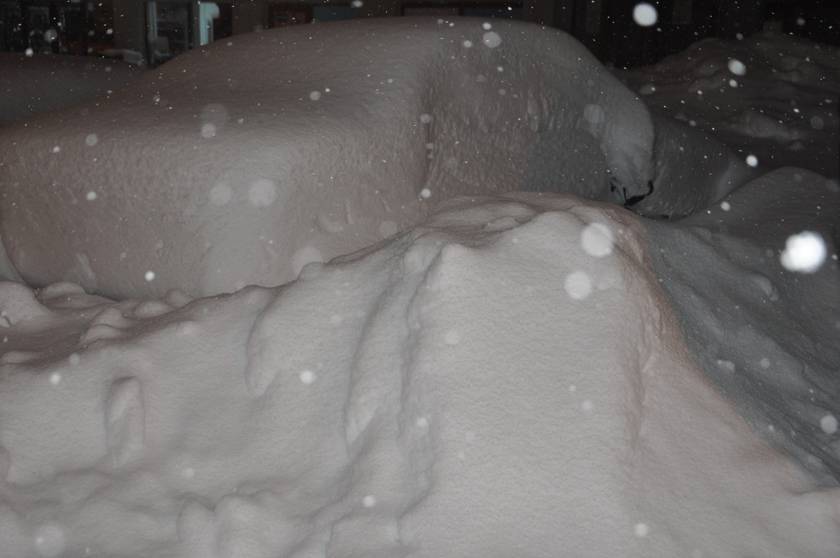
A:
[200,123,216,138]
[780,231,827,273]
[639,83,656,95]
[85,133,98,147]
[580,223,614,257]
[299,369,316,384]
[309,90,322,101]
[33,523,66,557]
[820,414,838,434]
[248,178,278,207]
[144,271,156,282]
[482,31,502,48]
[716,359,736,373]
[632,3,658,27]
[634,522,650,537]
[745,154,758,167]
[86,191,98,201]
[444,329,461,345]
[727,59,747,76]
[564,271,592,300]
[362,494,377,508]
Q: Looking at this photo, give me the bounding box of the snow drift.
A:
[0,18,656,299]
[0,17,838,558]
[620,32,840,178]
[0,190,838,558]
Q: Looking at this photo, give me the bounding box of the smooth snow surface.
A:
[0,194,838,558]
[0,18,655,299]
[0,17,839,558]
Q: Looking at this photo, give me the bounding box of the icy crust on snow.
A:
[621,33,840,177]
[0,195,838,558]
[649,167,840,483]
[0,18,655,299]
[0,53,140,126]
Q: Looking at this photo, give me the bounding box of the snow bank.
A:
[0,53,140,126]
[651,167,840,483]
[620,32,840,178]
[0,194,837,558]
[0,18,655,299]
[1,19,838,558]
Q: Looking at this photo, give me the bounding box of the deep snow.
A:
[0,18,655,299]
[619,32,840,178]
[0,17,838,558]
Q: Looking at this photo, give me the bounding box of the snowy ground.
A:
[0,17,838,558]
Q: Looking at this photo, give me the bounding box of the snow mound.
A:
[651,167,840,482]
[0,18,655,299]
[0,195,837,558]
[620,33,840,177]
